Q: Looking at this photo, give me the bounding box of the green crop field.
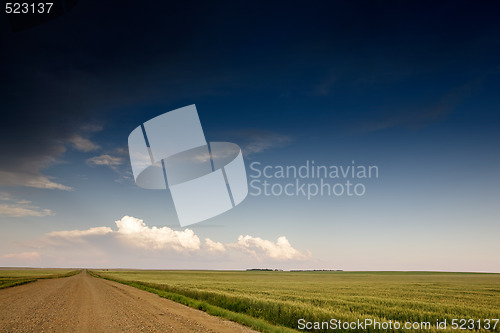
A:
[0,268,80,289]
[92,270,500,332]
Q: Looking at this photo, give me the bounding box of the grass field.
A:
[93,270,500,332]
[0,268,81,289]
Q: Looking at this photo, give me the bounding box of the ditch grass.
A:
[91,270,500,333]
[0,269,82,290]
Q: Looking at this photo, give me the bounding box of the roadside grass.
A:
[90,270,500,333]
[0,269,81,290]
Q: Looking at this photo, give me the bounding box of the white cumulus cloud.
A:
[38,216,309,262]
[230,235,310,260]
[205,238,226,252]
[115,216,201,251]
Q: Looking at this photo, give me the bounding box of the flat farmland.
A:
[93,270,500,332]
[0,268,79,289]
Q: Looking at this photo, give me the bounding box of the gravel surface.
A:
[0,270,258,332]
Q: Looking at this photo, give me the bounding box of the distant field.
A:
[93,270,500,332]
[0,268,80,289]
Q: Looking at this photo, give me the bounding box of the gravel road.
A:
[0,270,257,332]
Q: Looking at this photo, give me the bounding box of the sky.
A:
[0,1,499,271]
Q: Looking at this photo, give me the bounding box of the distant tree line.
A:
[246,269,343,272]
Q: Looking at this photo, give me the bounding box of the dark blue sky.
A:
[0,1,499,270]
[2,1,499,147]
